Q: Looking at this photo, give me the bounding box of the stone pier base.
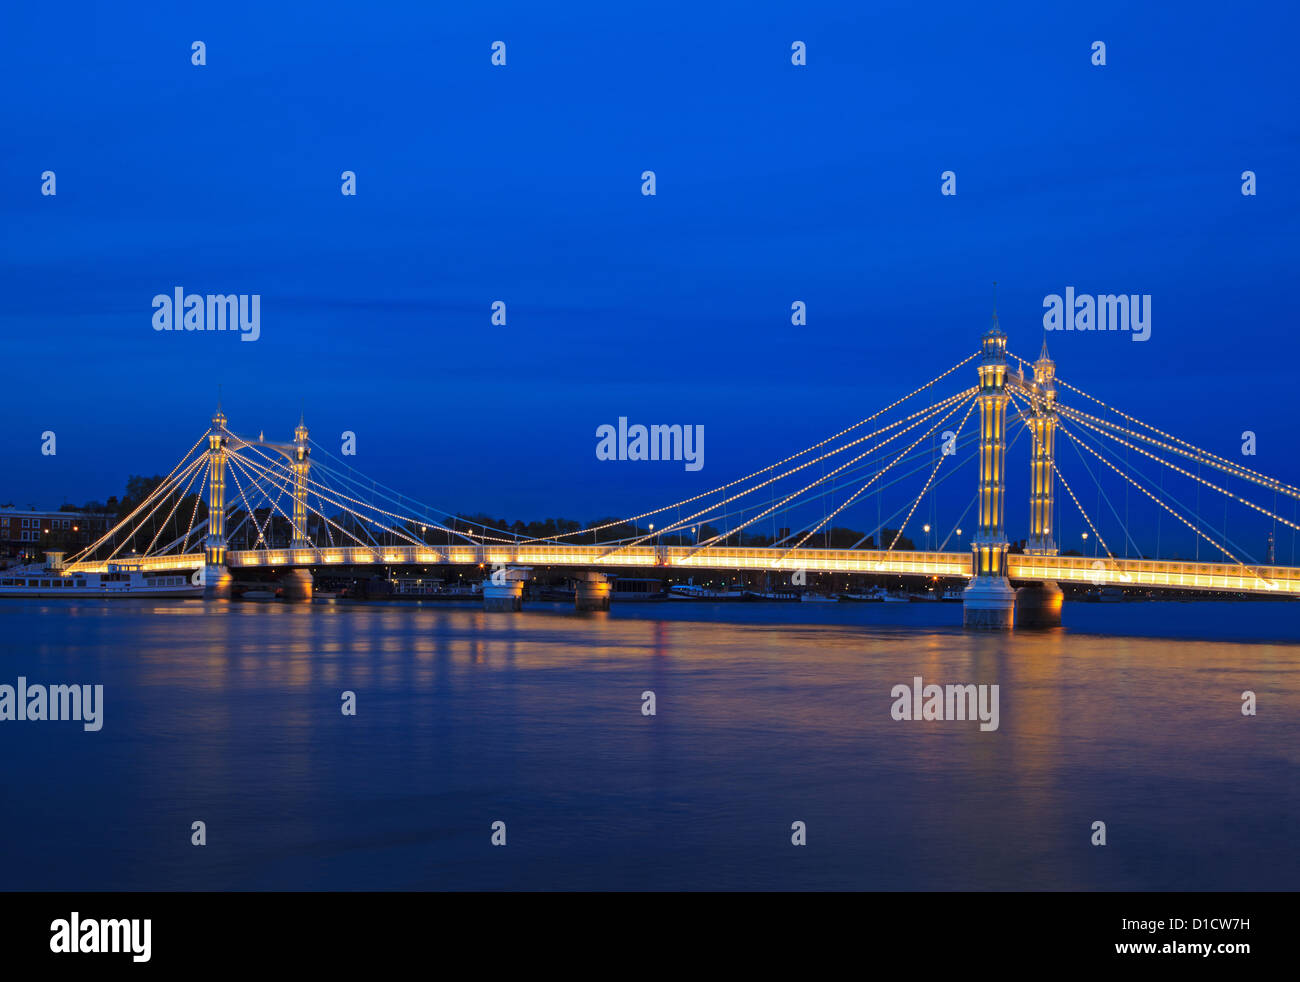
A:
[1014,580,1063,628]
[200,564,232,600]
[962,576,1017,630]
[282,568,314,603]
[574,572,612,612]
[483,579,525,612]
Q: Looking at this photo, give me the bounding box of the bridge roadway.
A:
[64,545,1300,596]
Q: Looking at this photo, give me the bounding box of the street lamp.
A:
[923,523,931,550]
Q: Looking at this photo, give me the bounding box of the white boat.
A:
[799,592,839,603]
[0,560,203,598]
[743,589,800,602]
[882,592,910,603]
[668,583,746,601]
[838,588,887,602]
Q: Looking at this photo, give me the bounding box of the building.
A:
[0,507,112,560]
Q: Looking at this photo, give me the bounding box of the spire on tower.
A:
[983,280,1006,346]
[1033,327,1056,388]
[211,384,227,429]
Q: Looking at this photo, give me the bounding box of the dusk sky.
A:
[3,2,1297,555]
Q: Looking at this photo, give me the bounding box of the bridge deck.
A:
[59,545,1300,596]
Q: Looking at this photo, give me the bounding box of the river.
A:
[1,598,1296,890]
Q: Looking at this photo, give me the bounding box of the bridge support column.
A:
[964,577,1017,629]
[203,405,231,600]
[963,307,1016,630]
[198,563,232,600]
[574,572,612,612]
[282,568,313,603]
[483,567,529,612]
[1014,580,1063,628]
[1016,341,1062,629]
[291,415,312,550]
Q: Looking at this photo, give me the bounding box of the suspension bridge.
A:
[49,313,1300,628]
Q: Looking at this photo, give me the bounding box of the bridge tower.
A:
[201,405,233,599]
[282,413,315,602]
[291,414,311,549]
[1015,339,1064,627]
[963,308,1017,629]
[1025,338,1058,555]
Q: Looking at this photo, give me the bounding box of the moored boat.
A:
[611,578,669,602]
[0,560,202,598]
[743,589,800,602]
[668,583,747,601]
[838,587,887,602]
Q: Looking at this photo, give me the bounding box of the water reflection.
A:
[0,599,1295,889]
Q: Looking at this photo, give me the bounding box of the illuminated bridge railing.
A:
[660,546,972,576]
[62,546,1300,596]
[1009,554,1300,596]
[222,544,974,576]
[64,553,206,574]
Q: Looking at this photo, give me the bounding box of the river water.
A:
[1,598,1296,890]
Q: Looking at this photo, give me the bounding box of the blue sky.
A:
[2,1,1297,555]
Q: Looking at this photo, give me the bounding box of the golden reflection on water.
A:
[4,597,1298,889]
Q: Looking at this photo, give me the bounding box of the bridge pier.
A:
[202,405,231,600]
[483,567,530,612]
[483,580,524,611]
[1014,340,1062,629]
[199,564,232,600]
[962,300,1016,630]
[1014,580,1063,628]
[574,572,612,612]
[963,579,1017,630]
[282,568,313,603]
